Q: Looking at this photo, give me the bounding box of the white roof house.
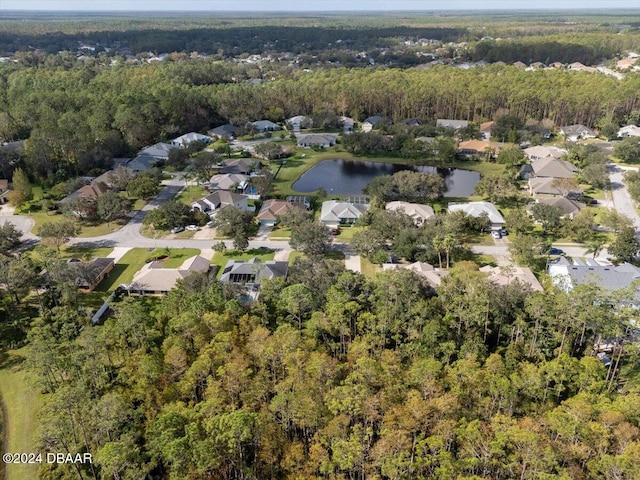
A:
[170,132,212,147]
[523,145,567,161]
[548,257,640,293]
[618,125,640,138]
[560,124,596,142]
[127,255,211,295]
[448,201,505,229]
[191,191,249,213]
[208,173,250,191]
[436,119,469,130]
[385,201,435,225]
[286,115,313,131]
[479,265,543,292]
[320,200,369,228]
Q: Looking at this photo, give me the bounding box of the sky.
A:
[1,0,639,11]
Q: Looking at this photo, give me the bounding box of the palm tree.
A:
[433,236,443,269]
[442,233,456,269]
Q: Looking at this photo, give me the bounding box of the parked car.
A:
[589,199,598,205]
[329,228,340,236]
[171,226,184,234]
[186,225,200,231]
[205,220,215,228]
[491,231,502,239]
[549,247,564,255]
[500,228,508,236]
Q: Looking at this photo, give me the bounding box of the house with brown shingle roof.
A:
[257,199,296,226]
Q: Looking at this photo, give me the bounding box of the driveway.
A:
[608,163,640,229]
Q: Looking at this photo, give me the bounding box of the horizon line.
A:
[2,7,640,12]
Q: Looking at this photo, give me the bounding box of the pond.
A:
[292,159,481,197]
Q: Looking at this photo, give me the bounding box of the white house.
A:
[448,201,505,230]
[170,132,212,148]
[191,191,249,214]
[548,257,640,293]
[618,125,640,138]
[560,124,596,142]
[127,255,211,295]
[385,201,435,225]
[436,119,469,130]
[297,134,337,148]
[208,173,250,192]
[320,200,369,229]
[286,115,313,131]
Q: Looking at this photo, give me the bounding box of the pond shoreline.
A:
[292,158,481,197]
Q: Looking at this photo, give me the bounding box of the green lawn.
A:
[148,248,201,268]
[268,226,292,239]
[211,248,276,277]
[360,257,381,278]
[95,248,151,292]
[59,246,115,259]
[175,185,207,205]
[335,226,364,241]
[0,348,40,480]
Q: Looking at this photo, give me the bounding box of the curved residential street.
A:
[0,163,637,266]
[608,163,640,229]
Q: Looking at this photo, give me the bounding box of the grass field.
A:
[0,348,40,480]
[176,185,207,205]
[95,248,151,292]
[148,248,201,268]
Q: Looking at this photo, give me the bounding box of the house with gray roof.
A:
[126,155,161,172]
[320,200,370,229]
[286,115,313,131]
[139,142,173,159]
[560,124,597,142]
[297,134,337,148]
[548,257,640,293]
[528,177,583,198]
[361,116,389,132]
[251,120,281,133]
[220,158,257,175]
[479,265,543,292]
[208,173,250,192]
[219,258,288,301]
[531,157,577,179]
[127,255,211,296]
[448,201,504,230]
[170,132,212,148]
[617,125,640,138]
[191,190,249,214]
[208,124,239,138]
[533,197,586,218]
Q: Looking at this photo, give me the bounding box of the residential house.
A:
[256,199,296,227]
[560,124,597,142]
[171,132,212,148]
[191,190,249,214]
[220,158,256,175]
[126,155,161,172]
[533,197,586,218]
[457,139,500,158]
[479,265,543,292]
[138,142,172,160]
[530,62,546,69]
[251,120,281,133]
[530,157,577,179]
[616,58,639,70]
[361,116,388,132]
[320,200,370,229]
[448,201,505,230]
[548,62,565,69]
[339,116,355,133]
[523,145,567,162]
[297,134,337,148]
[528,177,583,198]
[208,173,250,192]
[479,121,494,140]
[382,261,448,288]
[567,62,598,73]
[0,179,10,204]
[127,255,211,295]
[219,257,288,301]
[618,125,640,138]
[385,201,435,225]
[286,115,313,131]
[208,124,239,138]
[436,119,469,130]
[402,118,423,126]
[512,61,527,68]
[67,257,115,292]
[548,257,640,293]
[59,180,110,210]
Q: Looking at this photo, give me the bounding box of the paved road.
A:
[608,163,640,229]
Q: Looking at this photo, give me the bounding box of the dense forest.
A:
[26,259,640,479]
[1,59,640,185]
